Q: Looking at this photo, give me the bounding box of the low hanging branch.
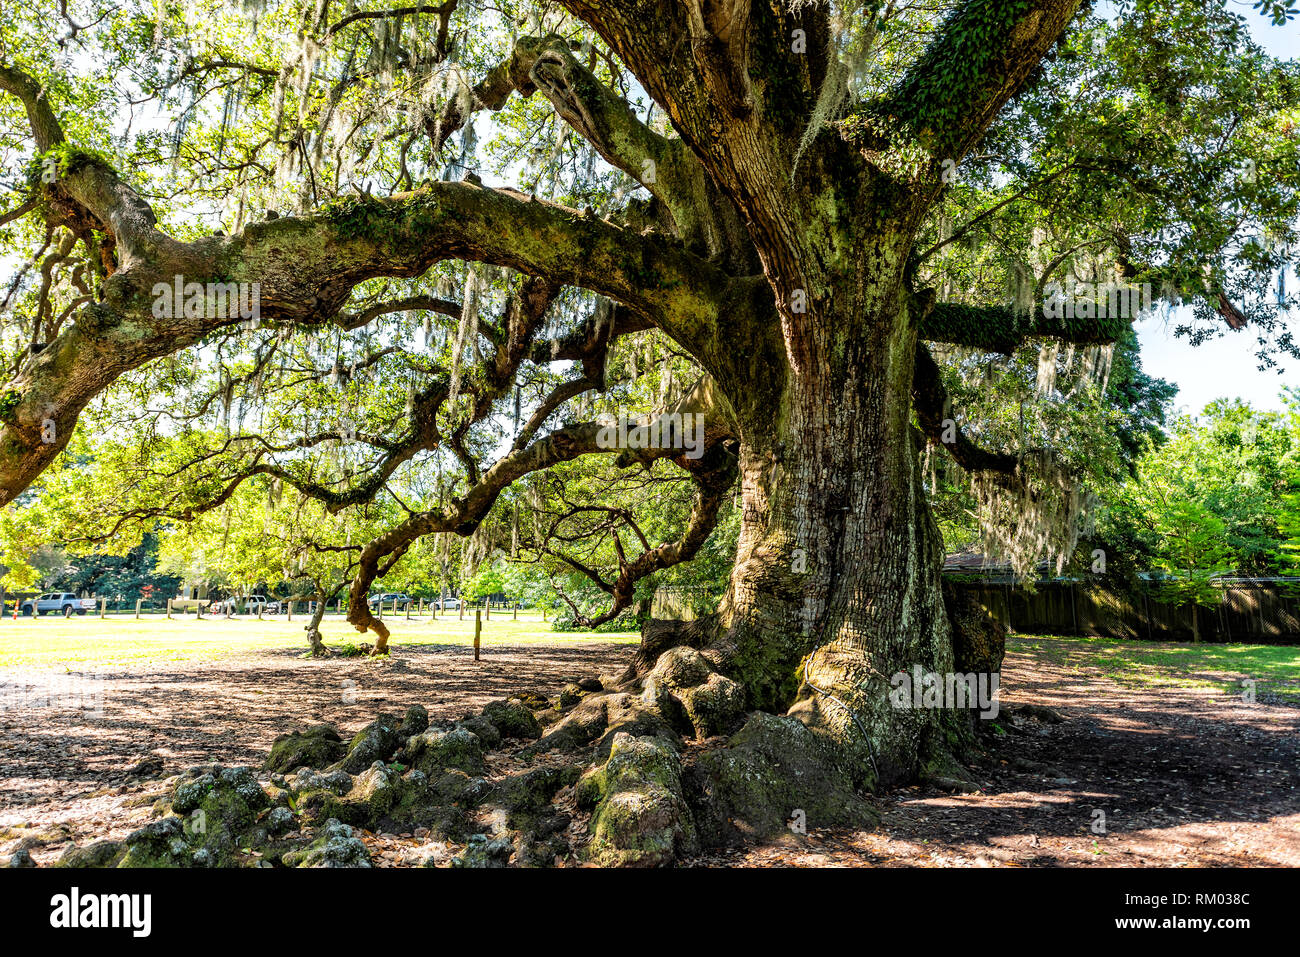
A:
[0,60,734,507]
[342,420,711,649]
[544,442,738,628]
[911,342,1021,485]
[916,299,1131,355]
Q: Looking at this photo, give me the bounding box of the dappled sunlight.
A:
[695,635,1300,867]
[0,635,634,864]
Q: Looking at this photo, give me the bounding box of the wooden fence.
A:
[950,580,1300,644]
[650,580,1300,644]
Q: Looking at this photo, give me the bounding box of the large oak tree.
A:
[1,0,1297,851]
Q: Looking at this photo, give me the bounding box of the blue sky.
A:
[1135,10,1299,416]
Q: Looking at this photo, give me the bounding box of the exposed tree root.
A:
[48,597,1010,868]
[612,614,717,684]
[305,629,333,658]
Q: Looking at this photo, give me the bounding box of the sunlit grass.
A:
[8,618,1292,706]
[0,611,639,669]
[1011,634,1300,704]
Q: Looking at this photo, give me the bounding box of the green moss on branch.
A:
[920,301,1129,353]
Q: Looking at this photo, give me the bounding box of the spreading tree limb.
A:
[0,62,733,506]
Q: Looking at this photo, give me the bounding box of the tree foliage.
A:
[0,0,1294,653]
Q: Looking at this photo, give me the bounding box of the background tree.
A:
[1102,401,1295,576]
[462,562,505,604]
[1134,496,1236,644]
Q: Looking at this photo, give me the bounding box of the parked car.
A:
[210,594,281,615]
[368,592,413,611]
[437,597,461,610]
[20,592,96,617]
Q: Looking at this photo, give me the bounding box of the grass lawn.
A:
[0,611,639,669]
[3,615,1296,706]
[1012,633,1300,704]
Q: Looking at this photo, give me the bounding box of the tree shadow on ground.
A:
[696,637,1300,867]
[0,640,631,861]
[5,636,1298,866]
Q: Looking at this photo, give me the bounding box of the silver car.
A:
[211,594,281,615]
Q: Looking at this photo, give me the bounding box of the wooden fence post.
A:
[166,599,173,620]
[513,603,518,620]
[135,598,143,620]
[474,608,481,661]
[100,598,107,619]
[485,601,490,621]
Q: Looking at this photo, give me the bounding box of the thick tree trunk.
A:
[367,615,392,655]
[305,590,330,656]
[576,285,990,863]
[697,280,973,787]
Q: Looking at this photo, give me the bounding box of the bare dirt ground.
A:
[699,639,1300,867]
[2,636,1297,867]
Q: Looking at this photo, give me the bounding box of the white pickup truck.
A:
[20,592,96,616]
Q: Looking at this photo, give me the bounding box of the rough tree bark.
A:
[304,588,330,656]
[546,0,1090,794]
